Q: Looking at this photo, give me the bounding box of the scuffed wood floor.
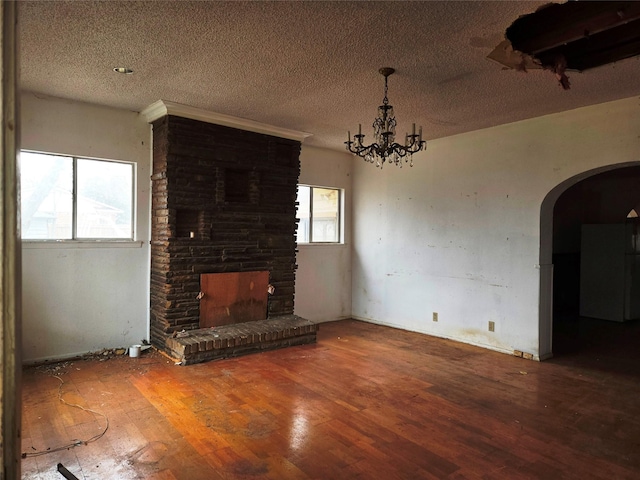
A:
[22,319,640,479]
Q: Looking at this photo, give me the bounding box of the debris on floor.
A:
[173,329,189,338]
[57,463,80,480]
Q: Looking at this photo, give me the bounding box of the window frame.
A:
[296,184,342,245]
[20,150,136,242]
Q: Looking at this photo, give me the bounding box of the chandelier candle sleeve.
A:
[345,67,426,168]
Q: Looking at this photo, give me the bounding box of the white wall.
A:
[351,96,640,359]
[295,145,352,322]
[21,92,640,362]
[21,93,151,363]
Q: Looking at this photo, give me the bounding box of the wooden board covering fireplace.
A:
[199,271,270,328]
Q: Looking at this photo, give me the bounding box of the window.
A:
[20,151,134,240]
[296,185,340,243]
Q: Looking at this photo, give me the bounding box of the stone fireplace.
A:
[145,106,316,364]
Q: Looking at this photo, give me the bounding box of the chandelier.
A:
[346,67,426,168]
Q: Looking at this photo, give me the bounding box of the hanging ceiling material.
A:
[490,1,640,89]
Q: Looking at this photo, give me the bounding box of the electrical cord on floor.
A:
[21,375,110,458]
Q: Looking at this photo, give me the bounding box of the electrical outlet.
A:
[488,321,495,332]
[432,312,438,322]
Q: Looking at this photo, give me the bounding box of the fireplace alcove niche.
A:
[142,101,317,365]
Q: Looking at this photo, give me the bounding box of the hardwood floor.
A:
[21,319,640,479]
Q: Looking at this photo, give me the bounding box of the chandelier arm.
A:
[405,138,421,152]
[347,139,425,158]
[346,141,382,157]
[387,143,411,157]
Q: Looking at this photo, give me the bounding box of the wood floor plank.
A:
[21,319,640,479]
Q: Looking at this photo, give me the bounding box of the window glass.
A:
[296,186,311,243]
[311,187,339,242]
[20,151,134,240]
[77,159,133,239]
[296,185,340,244]
[20,152,73,239]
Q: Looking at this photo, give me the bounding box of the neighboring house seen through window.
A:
[20,151,134,240]
[296,185,340,243]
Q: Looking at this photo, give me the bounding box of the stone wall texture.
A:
[150,115,301,347]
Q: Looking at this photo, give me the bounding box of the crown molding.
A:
[140,100,312,142]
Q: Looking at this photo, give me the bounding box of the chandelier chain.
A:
[383,75,389,106]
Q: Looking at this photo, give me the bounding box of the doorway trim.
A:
[1,1,21,477]
[538,161,640,360]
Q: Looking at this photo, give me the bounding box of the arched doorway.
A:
[539,163,640,359]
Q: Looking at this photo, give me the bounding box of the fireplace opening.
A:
[199,271,270,328]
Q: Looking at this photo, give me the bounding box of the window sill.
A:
[297,242,346,248]
[22,240,145,249]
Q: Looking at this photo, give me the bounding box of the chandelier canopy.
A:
[346,67,426,168]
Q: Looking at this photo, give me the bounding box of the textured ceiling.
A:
[19,1,640,151]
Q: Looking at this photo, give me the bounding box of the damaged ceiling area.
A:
[490,1,640,89]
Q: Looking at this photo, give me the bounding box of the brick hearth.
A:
[166,315,318,365]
